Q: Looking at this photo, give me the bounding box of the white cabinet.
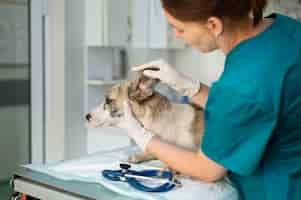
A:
[131,0,185,49]
[85,0,183,49]
[85,0,130,47]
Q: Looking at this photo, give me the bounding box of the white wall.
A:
[169,49,225,86]
[64,0,87,159]
[44,0,66,163]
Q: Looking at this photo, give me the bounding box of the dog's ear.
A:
[128,72,159,103]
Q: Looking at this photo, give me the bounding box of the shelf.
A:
[86,79,124,86]
[0,63,29,68]
[0,0,27,6]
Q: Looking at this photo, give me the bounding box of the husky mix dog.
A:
[86,74,205,164]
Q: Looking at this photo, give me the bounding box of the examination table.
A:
[11,146,238,200]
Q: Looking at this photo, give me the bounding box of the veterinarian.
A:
[117,0,301,199]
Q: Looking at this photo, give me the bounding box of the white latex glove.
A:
[117,101,154,152]
[132,59,201,98]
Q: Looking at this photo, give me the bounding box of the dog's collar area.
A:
[102,163,181,192]
[110,110,123,118]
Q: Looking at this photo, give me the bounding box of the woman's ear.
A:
[206,16,223,38]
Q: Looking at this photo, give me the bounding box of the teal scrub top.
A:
[201,13,301,200]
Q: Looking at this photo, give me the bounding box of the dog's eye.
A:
[105,96,113,105]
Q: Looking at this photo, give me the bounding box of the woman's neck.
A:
[220,18,274,55]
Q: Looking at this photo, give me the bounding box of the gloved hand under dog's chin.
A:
[116,101,154,152]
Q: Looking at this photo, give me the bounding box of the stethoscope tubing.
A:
[102,167,177,192]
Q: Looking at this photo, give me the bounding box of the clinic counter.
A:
[11,166,133,200]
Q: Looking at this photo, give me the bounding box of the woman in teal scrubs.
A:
[117,0,301,199]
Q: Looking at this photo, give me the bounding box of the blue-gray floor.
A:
[0,180,10,200]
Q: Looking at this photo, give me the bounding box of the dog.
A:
[86,73,205,164]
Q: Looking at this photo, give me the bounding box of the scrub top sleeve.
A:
[201,83,278,176]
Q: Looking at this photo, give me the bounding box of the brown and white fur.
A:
[86,74,205,164]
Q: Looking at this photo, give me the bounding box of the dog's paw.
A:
[127,155,143,163]
[127,153,156,164]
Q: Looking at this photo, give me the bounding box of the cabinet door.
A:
[86,0,129,47]
[86,0,104,46]
[103,0,129,46]
[131,0,149,48]
[148,0,168,48]
[131,0,185,49]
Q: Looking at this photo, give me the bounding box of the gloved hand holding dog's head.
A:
[132,59,201,98]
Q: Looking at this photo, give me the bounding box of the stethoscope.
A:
[102,163,181,192]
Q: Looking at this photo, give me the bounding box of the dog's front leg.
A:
[127,153,156,164]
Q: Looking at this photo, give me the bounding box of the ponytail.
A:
[251,0,267,26]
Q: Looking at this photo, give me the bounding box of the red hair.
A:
[161,0,267,26]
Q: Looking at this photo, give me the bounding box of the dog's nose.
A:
[86,113,92,121]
